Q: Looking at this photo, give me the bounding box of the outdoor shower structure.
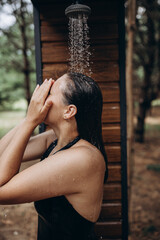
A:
[31,0,128,239]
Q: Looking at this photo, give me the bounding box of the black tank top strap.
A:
[52,135,81,155]
[41,136,80,161]
[41,139,57,161]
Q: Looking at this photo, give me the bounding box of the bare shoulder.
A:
[64,139,106,175]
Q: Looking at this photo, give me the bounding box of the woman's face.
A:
[44,74,68,126]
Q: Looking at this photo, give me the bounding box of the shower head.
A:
[65,3,91,18]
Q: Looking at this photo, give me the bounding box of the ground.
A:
[0,160,38,240]
[0,108,160,240]
[129,107,160,240]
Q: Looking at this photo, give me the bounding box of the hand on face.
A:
[26,78,54,127]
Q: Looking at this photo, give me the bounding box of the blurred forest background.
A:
[0,0,35,138]
[0,0,160,240]
[126,0,160,239]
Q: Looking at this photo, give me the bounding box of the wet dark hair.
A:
[63,72,108,183]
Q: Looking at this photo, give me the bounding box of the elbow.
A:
[0,176,10,188]
[0,182,13,205]
[0,180,6,188]
[0,185,14,205]
[0,187,6,204]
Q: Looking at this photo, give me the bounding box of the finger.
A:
[30,84,40,100]
[33,80,47,96]
[33,84,40,93]
[35,79,53,100]
[41,100,53,116]
[42,78,49,84]
[39,79,55,101]
[40,79,54,92]
[48,78,54,82]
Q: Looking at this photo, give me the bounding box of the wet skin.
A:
[0,74,106,222]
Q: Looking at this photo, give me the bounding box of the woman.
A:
[0,72,108,240]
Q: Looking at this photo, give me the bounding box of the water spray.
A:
[65,1,92,75]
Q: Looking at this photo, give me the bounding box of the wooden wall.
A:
[33,0,127,239]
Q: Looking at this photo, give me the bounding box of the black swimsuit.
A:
[34,136,98,240]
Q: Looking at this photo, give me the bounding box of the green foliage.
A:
[0,110,39,139]
[147,164,160,172]
[0,0,36,109]
[142,225,157,236]
[144,124,160,131]
[151,99,160,106]
[0,6,35,71]
[0,110,26,138]
[133,0,160,98]
[0,69,24,109]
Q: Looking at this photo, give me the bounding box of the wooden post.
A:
[126,0,136,237]
[126,0,136,190]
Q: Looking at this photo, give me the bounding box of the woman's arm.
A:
[22,129,56,162]
[0,121,24,156]
[0,146,97,205]
[0,119,35,186]
[0,79,54,186]
[0,121,52,163]
[0,123,55,163]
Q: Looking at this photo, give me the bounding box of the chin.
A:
[44,115,55,128]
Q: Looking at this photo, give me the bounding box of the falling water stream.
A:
[68,13,92,76]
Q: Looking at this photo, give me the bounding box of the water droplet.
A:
[13,231,19,236]
[68,13,92,76]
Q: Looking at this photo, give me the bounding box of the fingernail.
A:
[44,79,47,82]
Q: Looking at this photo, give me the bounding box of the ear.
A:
[63,105,77,120]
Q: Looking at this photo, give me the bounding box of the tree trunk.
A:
[20,0,31,106]
[126,0,136,231]
[135,12,155,142]
[135,68,152,142]
[24,69,31,106]
[135,101,148,142]
[126,0,136,188]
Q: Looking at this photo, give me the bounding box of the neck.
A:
[51,119,79,150]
